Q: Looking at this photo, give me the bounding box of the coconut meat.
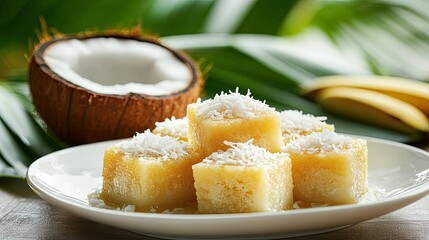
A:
[43,37,191,96]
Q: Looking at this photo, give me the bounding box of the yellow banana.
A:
[303,76,429,116]
[316,87,429,134]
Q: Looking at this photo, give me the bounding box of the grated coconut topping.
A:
[116,130,188,160]
[285,130,356,154]
[202,140,287,167]
[280,110,329,134]
[88,190,135,212]
[154,117,188,140]
[194,88,274,121]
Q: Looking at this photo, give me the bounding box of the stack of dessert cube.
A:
[101,90,368,213]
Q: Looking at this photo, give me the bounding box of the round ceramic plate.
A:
[27,136,429,239]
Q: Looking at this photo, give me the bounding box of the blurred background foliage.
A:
[0,0,428,177]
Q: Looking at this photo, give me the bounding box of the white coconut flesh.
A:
[43,37,191,96]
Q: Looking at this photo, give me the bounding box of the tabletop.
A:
[1,145,428,240]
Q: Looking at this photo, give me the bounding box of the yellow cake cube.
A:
[101,130,201,212]
[187,90,282,157]
[153,117,188,141]
[280,110,334,144]
[285,131,368,205]
[192,141,293,213]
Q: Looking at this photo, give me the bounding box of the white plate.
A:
[27,136,429,239]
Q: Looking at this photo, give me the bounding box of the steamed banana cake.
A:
[101,130,201,212]
[187,90,282,157]
[192,141,293,213]
[285,131,368,205]
[280,110,334,143]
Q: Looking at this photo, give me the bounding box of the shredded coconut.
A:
[149,206,157,213]
[154,117,188,140]
[284,130,357,154]
[293,201,302,209]
[116,130,188,160]
[280,110,329,135]
[359,187,387,203]
[194,88,274,121]
[87,190,135,212]
[122,205,136,212]
[88,190,111,209]
[162,208,187,214]
[202,140,287,167]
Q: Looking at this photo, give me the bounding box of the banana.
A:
[302,76,429,116]
[316,87,429,134]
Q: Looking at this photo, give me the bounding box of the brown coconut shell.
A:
[29,34,202,145]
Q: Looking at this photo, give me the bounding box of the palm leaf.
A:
[0,155,18,178]
[0,86,59,155]
[166,33,418,142]
[0,74,62,178]
[0,118,33,177]
[308,0,429,80]
[234,0,299,34]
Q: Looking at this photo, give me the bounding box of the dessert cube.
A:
[187,90,282,157]
[101,130,201,212]
[192,141,293,213]
[285,131,368,205]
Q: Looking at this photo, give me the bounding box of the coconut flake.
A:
[122,205,136,212]
[116,130,188,160]
[154,117,188,140]
[284,130,357,154]
[194,89,274,121]
[359,187,387,203]
[161,208,187,214]
[280,110,330,134]
[293,201,302,209]
[44,37,191,96]
[88,190,111,209]
[202,140,287,167]
[87,190,135,212]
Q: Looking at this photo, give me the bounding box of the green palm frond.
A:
[0,74,62,178]
[166,33,416,142]
[308,0,429,80]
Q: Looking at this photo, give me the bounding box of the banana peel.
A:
[316,87,429,134]
[303,76,429,116]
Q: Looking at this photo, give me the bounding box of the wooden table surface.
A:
[1,145,428,240]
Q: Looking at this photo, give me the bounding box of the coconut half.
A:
[29,34,201,145]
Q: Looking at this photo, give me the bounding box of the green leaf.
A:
[143,0,216,36]
[166,33,416,142]
[1,72,38,111]
[0,119,33,177]
[235,0,299,34]
[0,74,62,178]
[0,155,18,178]
[0,85,60,156]
[279,0,320,36]
[309,0,429,80]
[166,32,372,85]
